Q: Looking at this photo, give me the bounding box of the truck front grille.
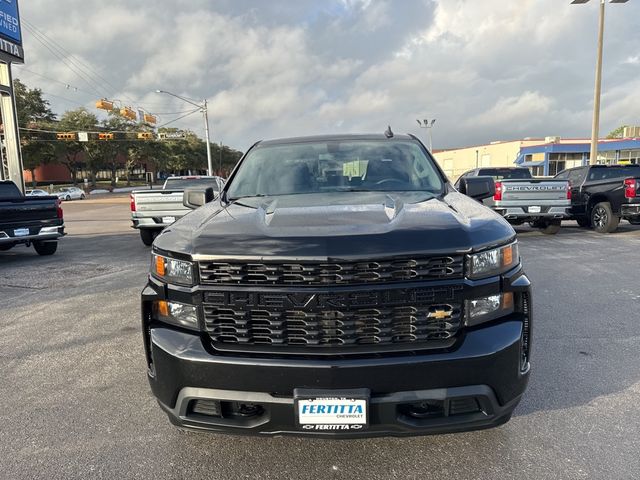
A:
[198,255,464,287]
[202,286,463,353]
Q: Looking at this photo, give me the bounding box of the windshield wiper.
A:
[227,194,270,201]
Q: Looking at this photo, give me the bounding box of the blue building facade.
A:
[515,139,640,176]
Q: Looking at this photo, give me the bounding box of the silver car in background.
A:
[26,189,50,197]
[56,187,86,201]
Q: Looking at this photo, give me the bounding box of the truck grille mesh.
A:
[203,287,463,351]
[198,256,464,286]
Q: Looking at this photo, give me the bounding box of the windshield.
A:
[164,178,221,190]
[478,168,532,180]
[227,139,444,199]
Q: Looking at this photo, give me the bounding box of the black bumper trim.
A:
[157,385,521,438]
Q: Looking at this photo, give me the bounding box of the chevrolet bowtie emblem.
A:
[428,308,451,320]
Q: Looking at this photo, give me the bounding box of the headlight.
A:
[153,300,198,330]
[465,292,514,326]
[467,242,519,279]
[151,253,194,285]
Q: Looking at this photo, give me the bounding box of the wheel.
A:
[0,244,14,251]
[65,195,71,201]
[576,217,591,228]
[80,194,86,200]
[139,229,156,246]
[33,240,58,256]
[538,219,561,235]
[591,202,620,233]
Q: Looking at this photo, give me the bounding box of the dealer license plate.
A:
[162,216,176,224]
[14,228,29,237]
[529,206,541,213]
[295,389,369,432]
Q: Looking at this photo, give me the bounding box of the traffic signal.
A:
[56,132,77,141]
[120,107,137,121]
[95,99,114,111]
[98,133,114,140]
[143,113,157,125]
[137,132,153,140]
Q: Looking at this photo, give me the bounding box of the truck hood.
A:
[154,191,515,259]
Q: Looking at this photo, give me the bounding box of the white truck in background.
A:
[130,176,224,245]
[455,167,570,234]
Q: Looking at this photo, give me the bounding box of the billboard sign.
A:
[0,0,22,61]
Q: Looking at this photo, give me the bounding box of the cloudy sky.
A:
[15,0,640,151]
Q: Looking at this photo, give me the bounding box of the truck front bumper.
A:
[145,312,530,438]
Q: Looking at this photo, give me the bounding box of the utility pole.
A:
[416,119,436,152]
[571,0,630,165]
[590,0,605,165]
[156,90,214,175]
[219,141,222,173]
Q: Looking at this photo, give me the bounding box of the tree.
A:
[13,78,57,186]
[13,78,56,127]
[57,108,99,185]
[607,125,628,139]
[98,112,138,187]
[127,139,160,186]
[21,142,56,187]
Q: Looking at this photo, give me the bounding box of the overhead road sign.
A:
[158,132,186,140]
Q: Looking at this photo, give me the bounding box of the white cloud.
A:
[466,91,554,128]
[15,0,640,151]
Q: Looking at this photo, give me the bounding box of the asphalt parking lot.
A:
[1,195,639,480]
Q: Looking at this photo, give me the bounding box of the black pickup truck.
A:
[141,133,532,438]
[0,181,65,255]
[554,164,640,233]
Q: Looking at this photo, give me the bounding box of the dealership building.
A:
[434,131,640,180]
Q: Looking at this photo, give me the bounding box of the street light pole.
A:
[416,118,436,152]
[202,99,213,176]
[155,90,214,175]
[571,0,629,165]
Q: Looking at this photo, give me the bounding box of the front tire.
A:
[33,240,58,256]
[139,229,156,246]
[80,194,86,200]
[591,202,619,233]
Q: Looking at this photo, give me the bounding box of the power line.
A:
[14,66,98,97]
[21,18,158,113]
[156,108,201,128]
[22,19,119,98]
[22,23,106,97]
[40,90,94,108]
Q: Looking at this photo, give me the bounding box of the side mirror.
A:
[183,187,216,209]
[458,176,495,201]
